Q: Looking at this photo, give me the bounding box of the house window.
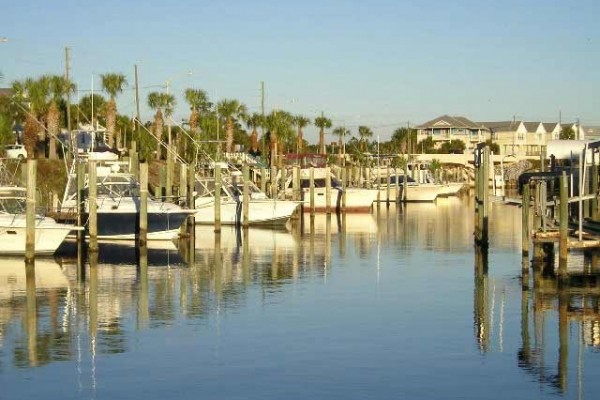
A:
[517,133,524,141]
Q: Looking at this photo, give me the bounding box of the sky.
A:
[1,0,599,141]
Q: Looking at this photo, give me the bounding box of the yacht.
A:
[61,161,194,240]
[193,170,301,226]
[0,186,77,255]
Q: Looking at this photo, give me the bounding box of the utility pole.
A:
[135,64,141,142]
[65,47,72,137]
[261,81,265,158]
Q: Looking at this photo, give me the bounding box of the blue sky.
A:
[1,0,599,141]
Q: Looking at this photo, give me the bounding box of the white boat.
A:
[0,186,77,255]
[61,161,194,240]
[373,175,448,202]
[285,168,378,212]
[193,171,301,226]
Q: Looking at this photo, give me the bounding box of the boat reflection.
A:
[474,245,600,395]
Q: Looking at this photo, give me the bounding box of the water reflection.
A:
[1,197,599,399]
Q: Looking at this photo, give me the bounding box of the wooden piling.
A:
[403,162,409,202]
[139,162,148,247]
[309,166,315,215]
[341,166,347,210]
[214,165,222,232]
[166,150,174,200]
[593,150,598,220]
[260,167,267,194]
[88,160,98,252]
[292,165,300,201]
[270,166,277,199]
[522,183,530,257]
[25,160,36,262]
[158,165,166,201]
[325,166,332,214]
[559,171,568,272]
[186,163,196,264]
[242,164,250,228]
[386,167,391,205]
[180,165,187,203]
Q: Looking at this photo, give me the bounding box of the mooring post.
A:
[166,150,173,201]
[481,146,490,246]
[270,166,277,199]
[376,167,381,205]
[309,166,315,215]
[522,183,531,257]
[559,171,568,275]
[403,162,409,202]
[592,149,598,220]
[394,167,399,204]
[292,165,300,202]
[341,166,347,211]
[186,163,196,264]
[88,160,98,252]
[260,167,267,194]
[386,166,391,205]
[214,165,222,233]
[25,160,36,262]
[180,165,187,204]
[325,166,332,214]
[158,165,166,201]
[243,164,250,228]
[139,162,148,248]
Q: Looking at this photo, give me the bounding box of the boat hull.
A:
[300,187,378,212]
[194,199,300,226]
[0,215,75,255]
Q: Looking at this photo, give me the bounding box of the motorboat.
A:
[373,174,449,202]
[193,170,301,226]
[61,161,194,240]
[0,186,77,255]
[284,168,378,212]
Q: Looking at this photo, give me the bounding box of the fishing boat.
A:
[284,168,379,212]
[61,161,194,240]
[372,174,449,202]
[0,186,77,255]
[193,170,301,226]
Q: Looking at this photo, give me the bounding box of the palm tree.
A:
[314,114,332,155]
[100,73,127,149]
[332,126,349,163]
[244,112,264,155]
[294,115,311,154]
[184,88,211,135]
[217,99,247,153]
[20,77,50,159]
[264,110,294,167]
[46,75,75,159]
[148,91,165,160]
[358,125,373,152]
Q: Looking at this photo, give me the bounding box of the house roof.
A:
[478,121,520,132]
[522,122,541,132]
[542,122,558,132]
[0,88,12,97]
[416,115,487,130]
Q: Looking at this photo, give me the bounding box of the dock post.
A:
[309,166,315,215]
[522,183,530,257]
[166,149,174,201]
[158,165,166,201]
[260,167,267,194]
[214,165,221,233]
[403,162,409,202]
[270,166,277,199]
[88,160,98,252]
[592,149,598,220]
[292,165,300,201]
[243,164,250,228]
[341,166,347,211]
[139,162,148,248]
[77,161,85,232]
[179,165,187,205]
[559,171,568,274]
[394,167,399,204]
[481,146,490,246]
[187,163,196,263]
[386,166,391,206]
[376,167,381,205]
[25,160,36,262]
[325,166,332,214]
[130,148,139,177]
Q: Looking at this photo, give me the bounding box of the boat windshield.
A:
[0,188,27,214]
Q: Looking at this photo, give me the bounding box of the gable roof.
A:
[522,122,541,132]
[417,115,486,130]
[542,122,558,132]
[478,121,520,132]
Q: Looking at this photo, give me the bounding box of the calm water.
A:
[1,195,599,399]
